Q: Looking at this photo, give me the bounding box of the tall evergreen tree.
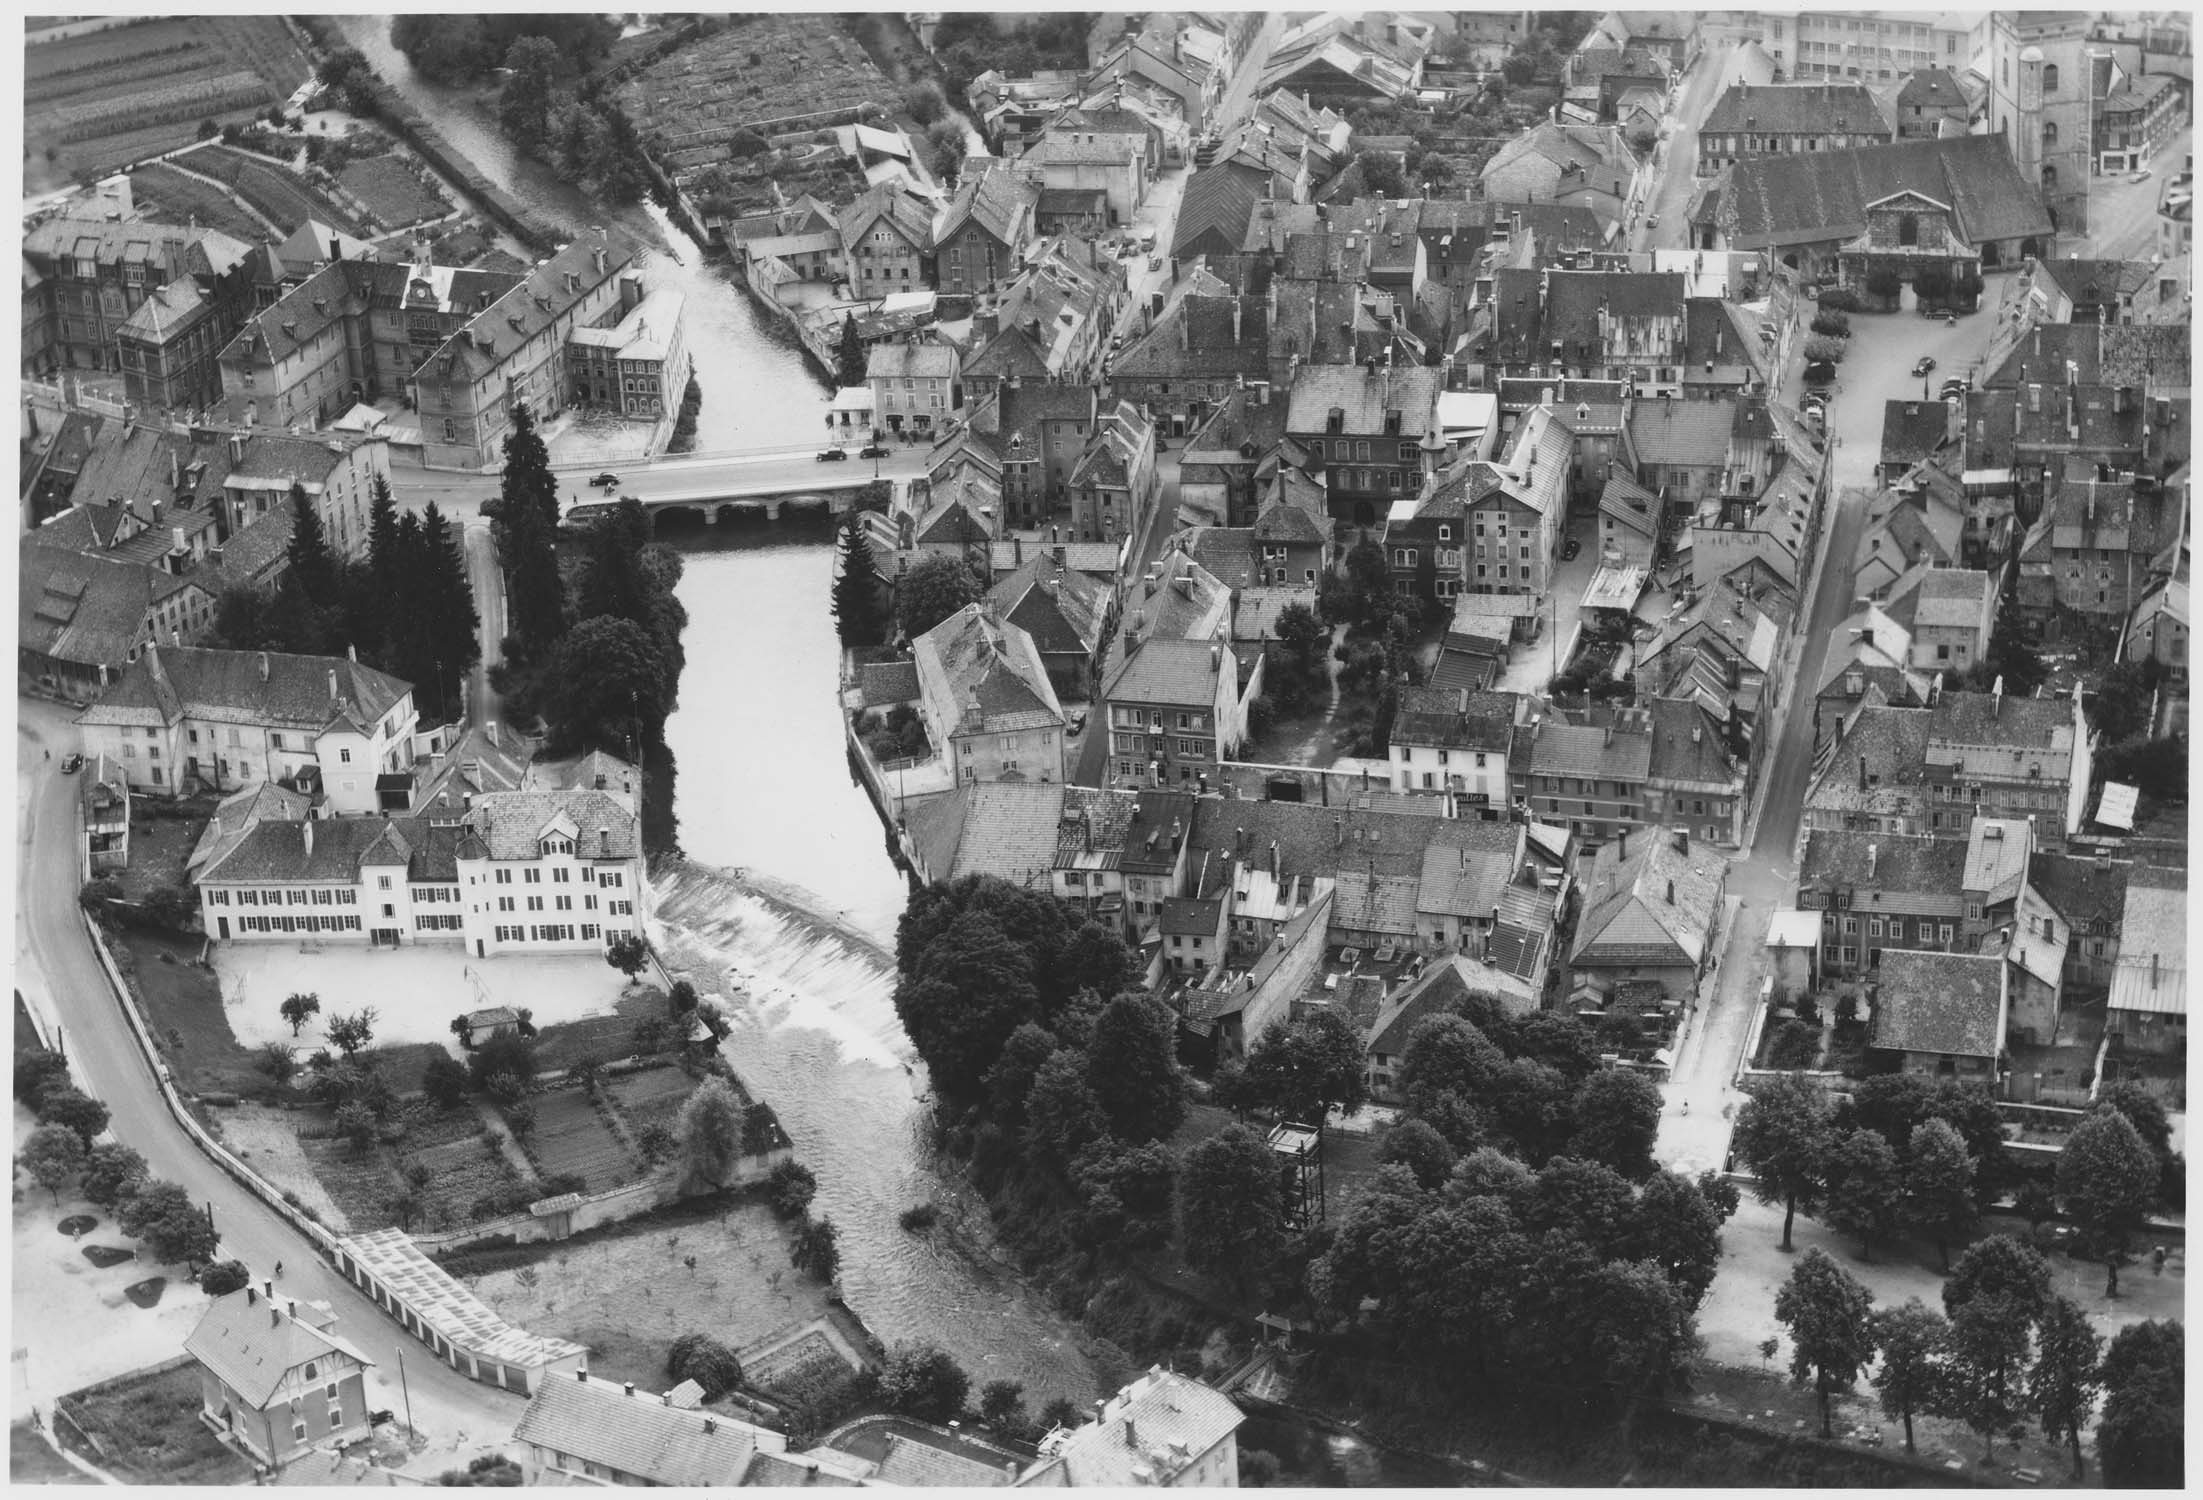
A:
[493,402,562,548]
[271,484,339,653]
[505,496,568,658]
[419,502,481,722]
[832,514,886,646]
[578,497,654,627]
[836,314,868,391]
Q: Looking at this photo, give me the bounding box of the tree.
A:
[22,1124,86,1203]
[766,1159,818,1219]
[2097,1320,2183,1487]
[977,1378,1027,1436]
[500,488,567,660]
[791,1212,840,1282]
[82,1142,149,1210]
[667,1333,745,1400]
[497,36,562,144]
[412,502,480,722]
[1870,1299,1948,1453]
[544,617,673,756]
[325,1008,376,1057]
[902,81,948,125]
[834,313,868,389]
[1624,1170,1727,1312]
[1970,604,2049,697]
[2057,1107,2159,1295]
[1774,1248,1878,1437]
[424,1054,471,1110]
[896,554,984,640]
[15,1050,72,1112]
[117,1180,219,1269]
[1944,1295,2036,1463]
[895,908,1045,1103]
[675,1077,746,1190]
[1902,1118,1978,1270]
[983,1022,1058,1125]
[336,1100,378,1153]
[606,932,649,981]
[36,1086,110,1147]
[1567,1068,1663,1180]
[200,1260,251,1296]
[1396,1015,1502,1123]
[1356,149,1406,197]
[1070,1140,1179,1258]
[1374,1118,1456,1190]
[831,515,886,649]
[272,485,340,652]
[1235,1009,1367,1126]
[1024,1050,1108,1169]
[1943,1235,2052,1322]
[879,1343,970,1424]
[1057,921,1139,1005]
[1178,1123,1285,1294]
[1731,1073,1832,1250]
[467,1032,538,1091]
[2084,659,2169,743]
[252,1038,298,1087]
[2029,1294,2102,1478]
[741,1102,781,1157]
[280,991,321,1037]
[1823,1127,1903,1261]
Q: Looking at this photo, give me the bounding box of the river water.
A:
[343,22,1105,1404]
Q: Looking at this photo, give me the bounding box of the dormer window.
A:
[1326,407,1345,434]
[540,836,574,857]
[1383,409,1402,436]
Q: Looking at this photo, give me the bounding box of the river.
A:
[342,21,1106,1404]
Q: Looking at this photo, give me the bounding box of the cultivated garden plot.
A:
[513,1085,643,1187]
[336,154,451,230]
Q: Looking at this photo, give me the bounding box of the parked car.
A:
[817,447,848,462]
[589,472,619,488]
[859,443,890,459]
[1562,536,1581,561]
[2131,167,2153,182]
[1068,709,1088,734]
[1803,361,1837,385]
[1911,355,1937,377]
[59,753,83,774]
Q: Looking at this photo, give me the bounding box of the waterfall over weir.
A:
[646,860,1101,1403]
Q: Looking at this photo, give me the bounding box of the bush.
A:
[1767,1018,1821,1071]
[667,1332,745,1399]
[878,1342,970,1424]
[792,1213,840,1282]
[15,1049,72,1111]
[767,1159,817,1219]
[468,1032,537,1090]
[899,1202,939,1232]
[1802,335,1848,365]
[638,1123,675,1161]
[424,1054,472,1109]
[254,1041,298,1085]
[1815,287,1862,312]
[200,1260,250,1295]
[1809,310,1851,338]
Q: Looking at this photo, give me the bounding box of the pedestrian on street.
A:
[274,1260,283,1278]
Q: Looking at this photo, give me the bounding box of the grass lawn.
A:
[532,999,655,1074]
[115,929,268,1099]
[9,1423,93,1484]
[54,1364,251,1486]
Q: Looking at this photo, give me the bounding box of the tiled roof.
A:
[859,661,921,707]
[186,1291,371,1409]
[1704,81,1888,135]
[1872,950,2004,1058]
[1704,134,2050,250]
[78,644,408,735]
[874,1432,1016,1486]
[1185,798,1435,883]
[1415,819,1521,920]
[1896,67,1968,111]
[1033,1369,1244,1489]
[1393,685,1517,753]
[2028,850,2132,932]
[1627,396,1737,466]
[412,235,634,383]
[187,780,313,878]
[866,341,959,381]
[1330,869,1422,937]
[987,555,1112,658]
[196,814,464,886]
[944,782,1066,885]
[24,215,252,281]
[1124,556,1231,643]
[465,790,641,862]
[1543,271,1686,363]
[1912,568,1995,630]
[1647,697,1741,790]
[1600,472,1661,537]
[914,604,1065,736]
[1173,526,1257,590]
[20,538,203,670]
[1926,688,2073,752]
[1056,785,1139,865]
[836,181,935,251]
[206,502,295,591]
[1516,716,1653,782]
[1160,895,1220,937]
[1365,953,1536,1057]
[2110,867,2186,1016]
[964,325,1051,383]
[1252,503,1326,544]
[1799,830,1969,899]
[1105,637,1225,708]
[1572,828,1724,969]
[1285,363,1443,438]
[1174,164,1265,257]
[1808,703,1935,814]
[513,1376,759,1486]
[1114,294,1271,382]
[1880,397,1953,465]
[939,166,1037,251]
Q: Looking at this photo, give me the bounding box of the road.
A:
[460,523,506,731]
[1636,43,1728,253]
[1656,298,2006,1170]
[2082,125,2192,261]
[389,444,932,521]
[13,698,526,1467]
[1212,11,1286,132]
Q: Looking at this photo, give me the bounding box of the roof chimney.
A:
[1665,879,1675,904]
[328,668,340,704]
[624,1382,635,1398]
[303,821,314,857]
[259,651,270,681]
[1867,842,1879,880]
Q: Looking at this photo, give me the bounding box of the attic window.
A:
[1382,409,1402,436]
[1326,406,1345,434]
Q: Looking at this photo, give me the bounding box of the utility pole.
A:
[396,1347,416,1441]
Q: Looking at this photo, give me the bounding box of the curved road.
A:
[14,699,524,1467]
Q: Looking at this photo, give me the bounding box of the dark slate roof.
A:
[859,661,921,707]
[1926,689,2072,751]
[2029,850,2133,932]
[1983,322,2188,395]
[1571,829,1724,969]
[1544,271,1687,364]
[1186,798,1438,883]
[1872,950,2004,1058]
[1880,398,1953,466]
[1113,295,1271,382]
[1104,638,1225,708]
[1392,685,1517,752]
[1121,790,1197,875]
[1799,830,1969,897]
[79,644,408,735]
[1252,503,1327,544]
[987,555,1112,657]
[1896,68,1968,113]
[1647,697,1742,789]
[1174,164,1266,258]
[1161,896,1221,937]
[1704,81,1888,135]
[1705,134,2051,250]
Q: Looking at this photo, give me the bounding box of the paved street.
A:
[1658,297,2007,1165]
[390,443,931,521]
[13,698,526,1468]
[1637,44,1729,252]
[2082,124,2192,261]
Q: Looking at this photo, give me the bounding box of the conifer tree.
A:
[271,484,339,653]
[505,490,568,658]
[832,513,885,646]
[419,502,481,721]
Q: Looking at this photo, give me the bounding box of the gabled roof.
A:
[1703,133,2050,251]
[188,780,314,878]
[1031,1369,1244,1489]
[2110,866,2186,1016]
[1366,952,1534,1057]
[464,789,641,862]
[19,538,204,670]
[1515,715,1653,782]
[1174,164,1267,257]
[1799,829,1969,898]
[1873,950,2004,1058]
[986,554,1112,658]
[1628,396,1738,467]
[412,234,632,383]
[1252,502,1326,544]
[512,1376,759,1487]
[838,181,936,251]
[186,1291,371,1409]
[1704,81,1889,136]
[867,340,959,381]
[1570,828,1724,970]
[1963,817,2033,904]
[1104,637,1225,708]
[1392,685,1517,753]
[914,604,1065,736]
[1330,868,1423,937]
[78,644,409,736]
[1112,294,1271,382]
[938,166,1038,250]
[1285,363,1443,438]
[1414,817,1522,920]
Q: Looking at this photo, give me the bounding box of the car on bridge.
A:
[859,443,891,459]
[589,472,619,488]
[1911,355,1937,377]
[817,446,848,462]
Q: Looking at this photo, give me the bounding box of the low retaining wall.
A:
[80,910,338,1256]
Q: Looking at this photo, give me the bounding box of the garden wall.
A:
[407,1143,793,1254]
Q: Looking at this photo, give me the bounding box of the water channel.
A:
[339,19,1105,1403]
